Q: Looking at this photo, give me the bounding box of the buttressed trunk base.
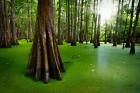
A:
[26,0,65,83]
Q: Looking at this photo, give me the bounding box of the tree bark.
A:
[113,0,121,46]
[79,0,84,43]
[57,0,63,45]
[130,0,140,54]
[67,0,71,43]
[0,0,2,35]
[104,23,107,44]
[94,15,98,48]
[71,0,77,46]
[27,0,33,42]
[93,0,98,48]
[26,0,65,83]
[125,0,135,48]
[0,0,11,48]
[90,13,94,43]
[70,0,73,43]
[10,0,18,45]
[122,0,131,48]
[97,14,101,46]
[85,1,89,44]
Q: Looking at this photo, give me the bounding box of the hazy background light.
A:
[100,0,118,25]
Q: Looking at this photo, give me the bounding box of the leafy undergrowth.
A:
[0,40,140,93]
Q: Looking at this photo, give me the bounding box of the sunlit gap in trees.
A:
[91,0,118,26]
[100,0,118,25]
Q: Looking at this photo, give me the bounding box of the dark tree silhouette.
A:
[125,0,135,48]
[79,0,84,43]
[130,0,140,54]
[0,0,11,48]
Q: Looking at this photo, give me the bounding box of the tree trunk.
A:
[77,0,81,42]
[10,0,18,45]
[69,0,73,43]
[0,0,11,48]
[93,0,98,48]
[125,0,135,48]
[57,0,63,45]
[79,0,84,43]
[123,0,131,48]
[118,0,124,44]
[97,14,101,46]
[26,0,65,83]
[113,0,121,46]
[94,15,98,48]
[0,0,2,36]
[90,13,94,43]
[27,0,33,42]
[97,0,101,46]
[130,0,140,54]
[71,0,77,46]
[104,23,107,44]
[85,1,89,44]
[67,0,71,43]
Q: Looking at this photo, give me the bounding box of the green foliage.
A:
[15,0,37,36]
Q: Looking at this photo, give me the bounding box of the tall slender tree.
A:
[104,23,107,44]
[93,0,98,48]
[27,0,33,42]
[10,0,18,45]
[117,0,124,44]
[70,0,73,43]
[0,0,2,37]
[57,0,63,45]
[97,0,101,46]
[79,0,84,43]
[85,1,89,44]
[71,0,77,46]
[125,0,135,48]
[123,0,131,48]
[67,0,71,43]
[90,11,94,43]
[113,0,121,46]
[130,0,140,54]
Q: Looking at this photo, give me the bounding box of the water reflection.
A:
[96,47,108,75]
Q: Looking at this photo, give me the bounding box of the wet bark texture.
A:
[0,0,11,48]
[26,0,65,83]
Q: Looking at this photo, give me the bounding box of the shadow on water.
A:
[64,61,73,69]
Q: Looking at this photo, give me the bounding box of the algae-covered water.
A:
[0,40,140,93]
